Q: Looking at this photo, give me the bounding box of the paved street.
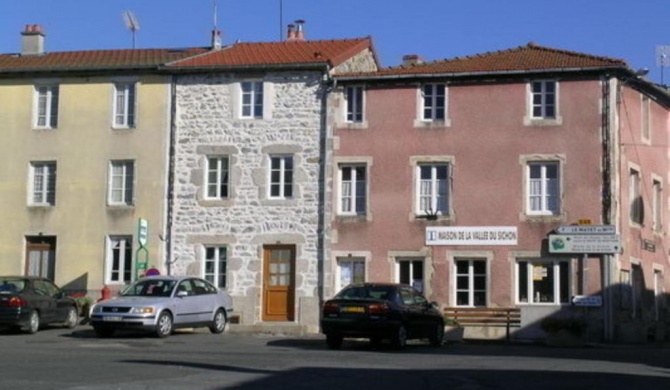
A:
[0,324,669,389]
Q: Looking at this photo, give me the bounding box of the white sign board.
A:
[549,234,620,254]
[138,218,149,248]
[556,225,616,235]
[572,295,602,307]
[426,226,517,246]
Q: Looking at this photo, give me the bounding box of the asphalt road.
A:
[0,324,669,390]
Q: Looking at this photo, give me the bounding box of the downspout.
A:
[317,69,333,312]
[601,76,615,343]
[165,77,177,275]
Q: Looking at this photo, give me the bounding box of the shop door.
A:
[262,245,295,321]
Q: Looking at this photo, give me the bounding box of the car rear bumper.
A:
[0,308,31,328]
[320,317,401,338]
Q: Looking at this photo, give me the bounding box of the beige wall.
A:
[0,75,171,293]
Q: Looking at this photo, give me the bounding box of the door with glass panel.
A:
[262,245,295,321]
[25,238,56,280]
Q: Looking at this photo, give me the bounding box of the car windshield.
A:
[336,285,394,300]
[0,278,26,293]
[121,279,177,297]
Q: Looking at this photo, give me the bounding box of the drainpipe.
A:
[164,77,178,276]
[601,76,614,342]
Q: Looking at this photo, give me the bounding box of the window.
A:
[642,95,650,141]
[630,168,643,225]
[34,84,59,128]
[337,258,365,292]
[108,160,135,205]
[530,80,556,119]
[653,179,662,232]
[345,86,364,123]
[527,162,559,215]
[397,259,424,293]
[455,260,486,306]
[205,156,229,199]
[338,164,366,215]
[517,260,569,304]
[654,270,663,321]
[204,246,227,288]
[421,83,446,122]
[416,163,449,216]
[29,161,56,205]
[269,156,293,199]
[107,236,133,284]
[113,82,136,128]
[241,81,263,119]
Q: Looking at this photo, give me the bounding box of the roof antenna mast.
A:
[279,0,283,41]
[122,11,140,49]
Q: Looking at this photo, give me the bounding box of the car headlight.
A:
[91,305,102,313]
[129,307,155,314]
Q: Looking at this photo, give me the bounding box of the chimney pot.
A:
[287,24,296,40]
[21,24,45,55]
[402,54,424,67]
[294,19,305,41]
[211,29,222,50]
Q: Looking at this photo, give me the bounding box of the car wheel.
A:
[155,311,173,338]
[93,325,115,338]
[326,334,343,350]
[209,309,227,334]
[63,306,78,329]
[391,325,407,349]
[429,321,445,347]
[23,310,40,334]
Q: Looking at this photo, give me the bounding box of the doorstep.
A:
[227,321,310,337]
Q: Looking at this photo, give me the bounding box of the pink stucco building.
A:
[328,43,670,342]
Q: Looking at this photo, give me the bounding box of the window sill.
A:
[412,213,453,222]
[32,127,57,131]
[111,126,136,131]
[520,212,566,223]
[413,118,451,129]
[260,198,298,207]
[336,214,370,223]
[199,199,233,207]
[27,204,54,209]
[107,204,135,211]
[335,121,369,130]
[523,116,563,127]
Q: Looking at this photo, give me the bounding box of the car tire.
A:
[23,310,40,334]
[391,325,407,349]
[93,325,115,338]
[155,311,173,338]
[63,306,78,329]
[429,321,445,347]
[325,334,343,350]
[209,309,227,334]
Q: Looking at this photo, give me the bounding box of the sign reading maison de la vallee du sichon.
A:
[426,226,518,246]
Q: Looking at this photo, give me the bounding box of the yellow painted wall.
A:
[0,75,171,294]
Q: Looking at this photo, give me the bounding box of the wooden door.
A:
[25,242,55,280]
[262,245,295,321]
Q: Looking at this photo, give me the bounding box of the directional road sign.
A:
[549,234,620,254]
[555,225,615,235]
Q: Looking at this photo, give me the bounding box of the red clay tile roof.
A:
[168,38,374,69]
[338,42,629,78]
[0,48,209,73]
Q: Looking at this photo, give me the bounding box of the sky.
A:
[3,1,670,84]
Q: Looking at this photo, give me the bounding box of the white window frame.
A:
[516,259,570,305]
[336,257,366,293]
[113,82,136,128]
[29,161,56,206]
[421,83,446,122]
[629,167,643,225]
[34,84,59,129]
[108,160,135,206]
[345,85,364,123]
[529,80,557,119]
[240,81,264,119]
[337,164,367,216]
[203,246,227,289]
[268,155,293,199]
[105,236,133,284]
[396,258,425,293]
[205,156,230,200]
[526,161,560,216]
[415,163,450,216]
[652,177,662,232]
[454,259,487,307]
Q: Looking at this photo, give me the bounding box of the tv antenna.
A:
[123,11,140,49]
[655,45,670,85]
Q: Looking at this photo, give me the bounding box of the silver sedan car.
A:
[89,276,233,338]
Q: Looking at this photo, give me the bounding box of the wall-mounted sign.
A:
[549,234,620,254]
[138,218,149,248]
[572,295,602,307]
[556,225,615,235]
[642,239,656,252]
[426,226,518,246]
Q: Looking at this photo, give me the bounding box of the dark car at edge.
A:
[0,276,79,334]
[320,283,444,349]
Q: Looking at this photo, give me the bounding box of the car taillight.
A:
[368,303,389,315]
[8,297,26,308]
[323,302,340,314]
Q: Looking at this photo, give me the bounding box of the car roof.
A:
[344,283,408,288]
[139,275,198,282]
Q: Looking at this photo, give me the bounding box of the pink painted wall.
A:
[333,79,608,306]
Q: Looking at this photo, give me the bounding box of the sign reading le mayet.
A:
[426,226,518,246]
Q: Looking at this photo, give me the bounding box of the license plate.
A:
[341,306,364,313]
[103,316,123,322]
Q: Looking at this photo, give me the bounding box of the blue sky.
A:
[3,1,669,83]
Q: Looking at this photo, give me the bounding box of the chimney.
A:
[294,19,305,41]
[402,54,424,67]
[211,29,222,50]
[286,24,296,40]
[21,24,45,55]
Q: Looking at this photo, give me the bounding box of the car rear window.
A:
[0,278,26,293]
[336,286,394,300]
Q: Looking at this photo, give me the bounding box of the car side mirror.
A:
[176,291,188,298]
[430,301,440,309]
